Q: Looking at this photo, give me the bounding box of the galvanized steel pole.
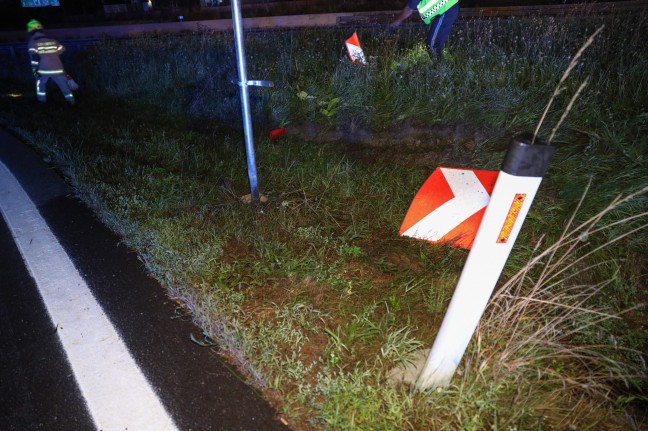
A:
[231,0,259,201]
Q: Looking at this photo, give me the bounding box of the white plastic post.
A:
[416,134,554,390]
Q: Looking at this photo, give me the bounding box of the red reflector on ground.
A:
[269,128,286,139]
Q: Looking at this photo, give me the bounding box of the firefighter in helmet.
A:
[27,19,75,105]
[391,0,460,58]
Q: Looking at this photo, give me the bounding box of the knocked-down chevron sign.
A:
[399,167,499,249]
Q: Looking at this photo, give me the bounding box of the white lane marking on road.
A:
[0,161,178,431]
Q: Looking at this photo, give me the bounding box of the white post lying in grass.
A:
[416,134,554,390]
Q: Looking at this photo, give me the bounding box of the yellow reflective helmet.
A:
[27,19,43,33]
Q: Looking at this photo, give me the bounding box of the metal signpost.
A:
[415,134,554,390]
[231,0,272,202]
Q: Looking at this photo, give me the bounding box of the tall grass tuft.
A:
[476,183,648,428]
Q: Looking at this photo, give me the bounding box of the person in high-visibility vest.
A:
[391,0,460,58]
[27,19,75,105]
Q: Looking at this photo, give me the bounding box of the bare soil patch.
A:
[285,117,510,168]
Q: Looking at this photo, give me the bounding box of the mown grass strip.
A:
[1,8,646,430]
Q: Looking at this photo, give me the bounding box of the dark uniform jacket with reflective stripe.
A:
[28,31,65,75]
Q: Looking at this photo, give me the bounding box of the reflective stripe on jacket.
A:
[28,32,66,75]
[416,0,459,24]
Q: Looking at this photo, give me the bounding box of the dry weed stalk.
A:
[476,183,647,424]
[532,25,605,145]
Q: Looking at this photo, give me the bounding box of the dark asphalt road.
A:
[0,127,290,431]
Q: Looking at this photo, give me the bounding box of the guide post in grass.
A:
[416,134,554,390]
[345,32,366,65]
[231,0,272,202]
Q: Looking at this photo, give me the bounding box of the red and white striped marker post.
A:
[416,134,554,390]
[345,32,366,65]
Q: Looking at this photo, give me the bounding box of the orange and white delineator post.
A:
[345,32,366,65]
[416,134,554,390]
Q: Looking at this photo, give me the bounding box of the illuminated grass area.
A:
[1,10,647,430]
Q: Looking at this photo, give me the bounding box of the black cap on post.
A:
[501,133,555,177]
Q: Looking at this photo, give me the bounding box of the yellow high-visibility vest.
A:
[417,0,459,24]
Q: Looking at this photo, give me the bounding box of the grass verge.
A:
[1,8,646,430]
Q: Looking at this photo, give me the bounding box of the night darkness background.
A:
[0,0,635,30]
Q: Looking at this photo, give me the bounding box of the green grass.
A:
[1,9,647,430]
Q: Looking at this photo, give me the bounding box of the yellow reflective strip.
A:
[39,70,65,75]
[497,194,526,244]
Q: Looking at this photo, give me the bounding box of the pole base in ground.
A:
[414,357,457,390]
[386,349,429,389]
[387,348,457,391]
[239,193,267,204]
